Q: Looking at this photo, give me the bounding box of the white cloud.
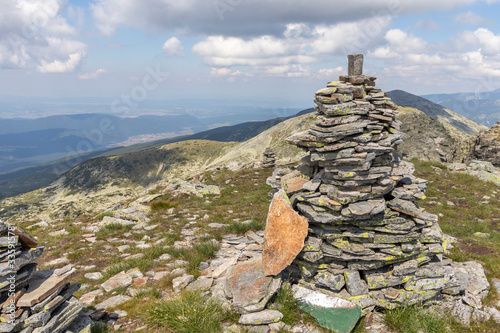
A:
[385,29,427,53]
[0,0,86,73]
[370,27,500,92]
[210,67,231,77]
[473,28,500,55]
[79,68,108,79]
[315,67,344,79]
[90,0,479,37]
[369,29,427,60]
[453,11,493,25]
[413,19,440,30]
[452,28,500,55]
[162,37,183,56]
[38,52,84,73]
[369,46,399,59]
[192,34,317,68]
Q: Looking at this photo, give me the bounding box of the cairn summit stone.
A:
[348,54,363,76]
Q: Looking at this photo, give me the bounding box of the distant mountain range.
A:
[0,108,313,199]
[422,89,500,127]
[0,113,206,174]
[0,87,495,201]
[387,90,487,139]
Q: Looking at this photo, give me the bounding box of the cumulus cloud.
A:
[162,37,183,56]
[368,26,500,91]
[315,67,344,79]
[192,34,316,67]
[0,0,86,73]
[473,28,500,55]
[369,29,427,59]
[79,68,108,79]
[453,11,493,25]
[192,17,391,76]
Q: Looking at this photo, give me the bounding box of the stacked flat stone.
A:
[262,148,277,168]
[276,58,481,313]
[0,221,89,333]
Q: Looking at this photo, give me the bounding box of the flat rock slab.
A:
[17,268,75,307]
[262,190,308,276]
[293,285,361,333]
[84,272,103,280]
[239,309,283,325]
[0,226,38,248]
[95,295,131,310]
[227,256,282,314]
[79,289,103,306]
[100,216,136,227]
[101,271,133,292]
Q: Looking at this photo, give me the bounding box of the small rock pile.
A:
[0,221,89,333]
[262,148,277,168]
[264,55,496,328]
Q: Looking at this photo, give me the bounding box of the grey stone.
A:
[158,253,172,261]
[239,310,283,325]
[393,259,418,276]
[172,275,195,293]
[344,270,369,296]
[348,54,363,76]
[186,277,213,291]
[343,199,386,218]
[485,307,500,324]
[84,272,103,280]
[35,298,84,333]
[451,301,473,325]
[62,312,92,333]
[404,278,449,292]
[101,271,133,292]
[227,257,282,314]
[314,272,345,291]
[0,247,44,275]
[95,295,131,310]
[100,216,136,227]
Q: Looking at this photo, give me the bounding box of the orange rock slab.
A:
[262,190,309,276]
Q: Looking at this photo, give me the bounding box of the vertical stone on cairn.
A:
[276,55,466,314]
[348,54,363,76]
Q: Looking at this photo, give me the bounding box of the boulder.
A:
[227,256,281,314]
[262,190,308,276]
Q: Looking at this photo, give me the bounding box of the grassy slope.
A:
[0,140,238,222]
[14,158,500,332]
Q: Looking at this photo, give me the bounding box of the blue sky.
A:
[1,0,500,117]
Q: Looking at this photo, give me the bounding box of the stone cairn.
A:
[264,55,493,323]
[262,148,277,168]
[0,221,89,333]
